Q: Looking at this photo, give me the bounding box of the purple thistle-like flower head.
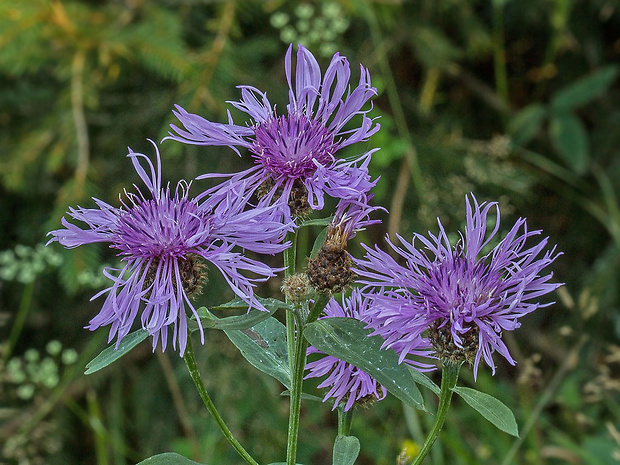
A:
[354,195,562,378]
[165,44,380,222]
[305,289,388,411]
[48,141,290,355]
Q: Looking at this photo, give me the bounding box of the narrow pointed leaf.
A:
[299,216,333,227]
[550,65,619,112]
[280,390,325,403]
[189,297,289,332]
[211,296,290,312]
[310,226,329,259]
[333,435,360,465]
[191,297,289,331]
[407,366,440,395]
[305,318,425,411]
[85,328,149,375]
[136,452,203,464]
[507,103,546,146]
[549,114,589,174]
[453,386,519,437]
[225,317,291,388]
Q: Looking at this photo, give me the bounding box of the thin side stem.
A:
[283,229,306,465]
[183,336,258,465]
[3,281,34,363]
[156,350,200,460]
[410,361,461,465]
[86,390,109,465]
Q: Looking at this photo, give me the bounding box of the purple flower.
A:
[48,141,290,355]
[305,289,388,411]
[165,44,379,222]
[331,195,386,243]
[354,195,562,377]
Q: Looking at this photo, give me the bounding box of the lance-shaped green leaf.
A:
[549,114,589,175]
[407,366,440,396]
[333,435,360,465]
[225,317,291,388]
[507,103,546,147]
[191,297,290,331]
[85,328,148,375]
[310,226,329,259]
[136,452,203,464]
[452,386,519,437]
[305,318,426,411]
[550,65,619,112]
[279,390,325,403]
[211,296,289,312]
[299,216,333,227]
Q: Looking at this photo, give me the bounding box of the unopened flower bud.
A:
[281,273,311,302]
[307,226,353,294]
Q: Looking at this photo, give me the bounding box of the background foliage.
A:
[1,0,619,464]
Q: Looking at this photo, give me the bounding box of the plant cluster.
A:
[2,1,619,464]
[48,44,561,465]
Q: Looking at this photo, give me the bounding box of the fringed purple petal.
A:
[168,44,380,220]
[49,142,289,355]
[355,194,562,377]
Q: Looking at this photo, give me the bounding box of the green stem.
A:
[183,336,258,465]
[283,229,306,465]
[284,231,298,376]
[284,231,298,276]
[337,407,353,437]
[286,312,308,465]
[3,281,34,362]
[411,361,461,465]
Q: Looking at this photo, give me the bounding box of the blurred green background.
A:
[1,0,619,464]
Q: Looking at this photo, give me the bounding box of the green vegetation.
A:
[1,0,619,463]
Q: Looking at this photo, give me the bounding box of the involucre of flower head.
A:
[354,195,562,378]
[47,141,291,355]
[165,44,380,223]
[305,289,388,411]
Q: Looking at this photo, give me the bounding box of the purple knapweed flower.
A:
[48,141,290,355]
[305,289,388,411]
[354,195,562,377]
[165,44,379,223]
